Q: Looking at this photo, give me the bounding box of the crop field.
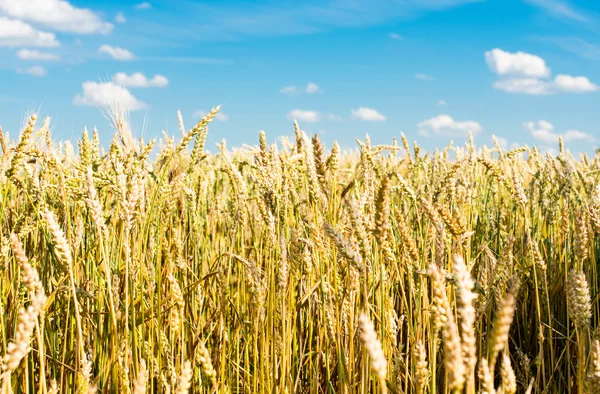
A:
[0,107,598,393]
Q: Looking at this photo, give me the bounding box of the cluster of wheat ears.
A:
[0,106,598,393]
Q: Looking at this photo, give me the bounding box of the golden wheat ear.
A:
[359,312,388,393]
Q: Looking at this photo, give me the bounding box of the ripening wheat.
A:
[0,110,597,393]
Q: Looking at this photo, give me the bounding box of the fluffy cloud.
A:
[417,114,482,137]
[485,48,550,78]
[99,45,134,61]
[553,74,599,92]
[563,129,594,141]
[281,83,320,95]
[493,78,552,95]
[16,66,47,77]
[0,0,113,34]
[415,73,434,81]
[135,2,152,10]
[438,99,447,106]
[493,75,598,95]
[73,81,147,111]
[193,110,228,121]
[351,107,386,122]
[287,109,320,123]
[17,49,59,61]
[487,49,599,95]
[305,82,320,94]
[328,113,342,121]
[389,33,403,40]
[524,120,595,144]
[112,72,168,88]
[0,17,59,47]
[115,12,126,23]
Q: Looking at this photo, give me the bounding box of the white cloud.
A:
[438,99,447,106]
[73,81,147,111]
[281,83,320,95]
[485,48,551,78]
[389,33,403,40]
[287,109,320,123]
[112,72,168,88]
[115,12,126,23]
[524,120,595,144]
[99,45,135,61]
[0,0,113,34]
[328,113,342,121]
[564,129,594,142]
[305,82,320,94]
[417,114,482,137]
[493,75,598,95]
[553,74,599,92]
[135,2,152,10]
[525,121,558,144]
[486,48,599,95]
[415,73,434,81]
[493,78,552,95]
[16,65,47,77]
[0,17,60,47]
[351,107,386,122]
[17,49,59,61]
[280,86,297,95]
[193,110,228,121]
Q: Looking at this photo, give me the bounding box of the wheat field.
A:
[0,106,598,393]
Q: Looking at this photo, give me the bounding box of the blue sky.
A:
[0,0,599,153]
